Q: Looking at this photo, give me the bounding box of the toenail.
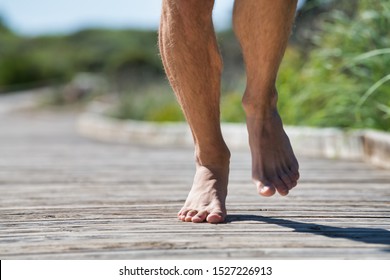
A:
[262,186,271,192]
[187,211,197,217]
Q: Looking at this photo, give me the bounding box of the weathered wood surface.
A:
[1,110,390,259]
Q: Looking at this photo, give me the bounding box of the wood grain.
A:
[1,111,390,259]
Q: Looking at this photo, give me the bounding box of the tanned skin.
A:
[159,0,299,223]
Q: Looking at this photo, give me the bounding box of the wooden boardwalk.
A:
[1,109,390,259]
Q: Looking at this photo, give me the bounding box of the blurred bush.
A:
[0,25,162,92]
[1,0,389,131]
[210,0,390,131]
[277,0,390,130]
[108,80,185,122]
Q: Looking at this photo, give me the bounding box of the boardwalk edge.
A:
[77,102,390,169]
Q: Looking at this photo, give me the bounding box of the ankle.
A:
[243,102,278,120]
[195,145,231,167]
[242,87,278,117]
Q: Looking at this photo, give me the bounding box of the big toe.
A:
[257,184,276,197]
[206,212,225,224]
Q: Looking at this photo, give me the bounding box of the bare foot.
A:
[246,109,299,197]
[178,159,229,224]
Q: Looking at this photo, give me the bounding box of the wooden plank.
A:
[0,110,390,259]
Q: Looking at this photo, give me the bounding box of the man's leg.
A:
[159,0,230,223]
[233,0,300,196]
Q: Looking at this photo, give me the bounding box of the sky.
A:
[0,0,305,36]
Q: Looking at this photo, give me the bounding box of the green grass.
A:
[275,0,390,130]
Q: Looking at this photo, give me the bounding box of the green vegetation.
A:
[113,0,390,131]
[277,0,390,130]
[219,0,390,131]
[1,0,389,131]
[0,25,162,92]
[108,79,185,122]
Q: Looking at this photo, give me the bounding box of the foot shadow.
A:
[226,214,390,250]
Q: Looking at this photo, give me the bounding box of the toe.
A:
[178,209,189,221]
[256,181,276,197]
[278,189,289,196]
[178,215,186,221]
[288,170,299,189]
[207,212,225,224]
[185,210,197,222]
[280,172,296,190]
[192,211,208,223]
[276,187,289,196]
[293,171,300,181]
[274,178,289,196]
[260,186,276,196]
[288,166,300,181]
